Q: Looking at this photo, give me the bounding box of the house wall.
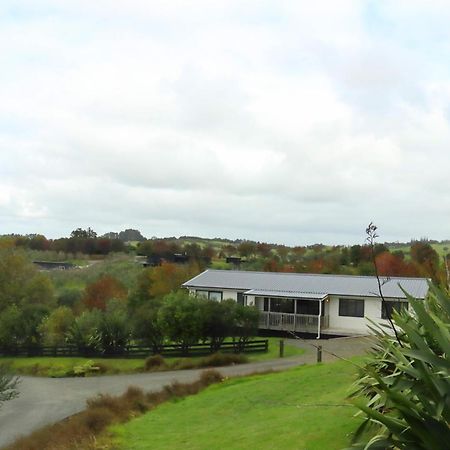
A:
[327,295,406,333]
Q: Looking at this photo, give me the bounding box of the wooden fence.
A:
[0,339,269,358]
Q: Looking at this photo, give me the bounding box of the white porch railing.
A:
[259,312,329,332]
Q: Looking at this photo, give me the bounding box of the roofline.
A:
[188,269,430,283]
[185,284,421,299]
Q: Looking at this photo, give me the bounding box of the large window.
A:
[196,290,223,301]
[296,299,320,315]
[381,301,408,319]
[208,291,223,301]
[263,298,295,313]
[339,298,364,318]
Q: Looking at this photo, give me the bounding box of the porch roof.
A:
[244,289,327,300]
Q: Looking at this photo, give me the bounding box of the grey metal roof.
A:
[183,269,430,299]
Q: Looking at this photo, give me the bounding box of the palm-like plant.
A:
[348,283,450,450]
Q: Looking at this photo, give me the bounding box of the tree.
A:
[132,301,165,353]
[70,227,97,239]
[66,310,102,354]
[0,250,55,311]
[202,299,236,351]
[39,307,75,346]
[82,275,127,311]
[232,305,259,351]
[158,291,206,354]
[98,300,131,354]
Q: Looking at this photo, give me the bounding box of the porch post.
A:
[293,298,297,331]
[267,298,270,328]
[316,299,322,339]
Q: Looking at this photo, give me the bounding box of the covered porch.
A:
[246,290,329,338]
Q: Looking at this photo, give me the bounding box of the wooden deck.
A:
[259,311,329,333]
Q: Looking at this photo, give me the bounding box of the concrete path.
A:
[0,336,372,448]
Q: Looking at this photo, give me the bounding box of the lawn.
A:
[0,338,303,377]
[108,358,362,450]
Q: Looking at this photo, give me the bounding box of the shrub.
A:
[348,283,450,449]
[198,352,248,368]
[81,407,116,433]
[144,354,166,371]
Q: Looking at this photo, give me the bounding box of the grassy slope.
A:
[0,338,303,376]
[109,359,362,450]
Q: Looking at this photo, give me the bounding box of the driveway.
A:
[0,336,372,448]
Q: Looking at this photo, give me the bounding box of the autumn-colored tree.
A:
[375,251,420,277]
[410,240,441,280]
[149,262,201,298]
[82,275,127,311]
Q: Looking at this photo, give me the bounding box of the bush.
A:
[81,407,116,433]
[348,283,450,449]
[198,352,248,368]
[144,354,166,371]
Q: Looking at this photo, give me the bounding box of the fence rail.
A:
[0,339,269,358]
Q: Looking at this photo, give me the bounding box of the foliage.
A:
[348,283,450,449]
[72,360,100,377]
[0,305,24,350]
[66,310,102,354]
[0,364,19,408]
[157,291,205,353]
[0,249,55,310]
[39,306,75,346]
[132,302,165,353]
[0,304,49,349]
[202,299,236,351]
[83,275,127,311]
[232,304,260,349]
[97,300,131,354]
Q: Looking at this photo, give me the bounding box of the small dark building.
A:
[226,256,242,266]
[33,261,75,271]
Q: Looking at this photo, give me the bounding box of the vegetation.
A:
[7,370,224,450]
[0,338,302,377]
[348,282,450,449]
[0,364,19,408]
[105,358,362,450]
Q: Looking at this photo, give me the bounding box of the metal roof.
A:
[183,270,430,299]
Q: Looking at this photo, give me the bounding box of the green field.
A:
[108,358,362,450]
[0,338,303,377]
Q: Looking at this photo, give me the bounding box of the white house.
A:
[182,269,429,338]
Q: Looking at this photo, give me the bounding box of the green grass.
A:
[0,338,303,377]
[108,358,362,450]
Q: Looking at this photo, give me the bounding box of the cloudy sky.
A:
[1,1,450,245]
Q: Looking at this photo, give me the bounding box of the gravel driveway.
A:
[0,336,372,448]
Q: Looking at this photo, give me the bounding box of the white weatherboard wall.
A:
[327,295,403,334]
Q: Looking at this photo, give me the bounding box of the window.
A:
[267,298,295,313]
[237,292,244,305]
[382,301,408,319]
[296,300,320,316]
[195,290,223,301]
[339,298,364,317]
[208,291,223,301]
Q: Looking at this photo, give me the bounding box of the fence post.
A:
[317,345,322,363]
[279,339,284,358]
